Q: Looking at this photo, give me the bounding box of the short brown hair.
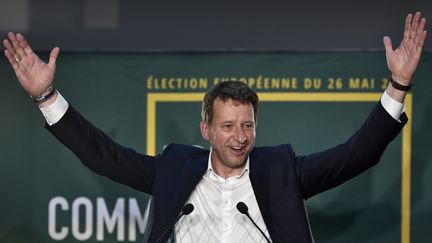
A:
[201,81,259,124]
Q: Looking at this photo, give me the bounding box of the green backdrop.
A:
[0,51,430,243]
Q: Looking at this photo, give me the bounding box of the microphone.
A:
[182,203,194,215]
[236,202,271,243]
[155,203,194,243]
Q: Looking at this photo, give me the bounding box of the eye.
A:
[222,124,232,129]
[243,123,255,129]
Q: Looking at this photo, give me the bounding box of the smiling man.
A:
[200,82,258,178]
[3,12,427,243]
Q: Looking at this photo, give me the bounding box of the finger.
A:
[415,18,426,41]
[414,18,426,47]
[416,30,427,51]
[4,49,20,71]
[48,47,60,69]
[3,39,16,55]
[8,32,17,42]
[404,14,413,40]
[9,32,26,58]
[16,33,32,56]
[410,12,421,39]
[14,33,27,57]
[3,35,18,56]
[4,46,20,63]
[383,36,393,57]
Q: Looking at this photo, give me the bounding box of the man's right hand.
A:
[3,32,60,97]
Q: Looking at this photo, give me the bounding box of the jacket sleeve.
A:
[45,105,157,194]
[292,102,407,199]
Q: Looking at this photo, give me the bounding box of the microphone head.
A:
[236,202,248,214]
[182,203,194,215]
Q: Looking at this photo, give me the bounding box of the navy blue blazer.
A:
[47,102,406,243]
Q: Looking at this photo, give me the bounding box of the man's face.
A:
[200,98,256,176]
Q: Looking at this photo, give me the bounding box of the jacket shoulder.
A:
[162,143,209,154]
[253,144,295,158]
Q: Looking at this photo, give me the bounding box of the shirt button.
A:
[222,219,230,228]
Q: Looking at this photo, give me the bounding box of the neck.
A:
[211,160,247,179]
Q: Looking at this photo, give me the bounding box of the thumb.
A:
[48,47,60,69]
[383,36,393,58]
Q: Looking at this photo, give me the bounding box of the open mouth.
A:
[229,146,246,155]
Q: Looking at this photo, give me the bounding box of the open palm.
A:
[3,32,59,96]
[384,12,427,84]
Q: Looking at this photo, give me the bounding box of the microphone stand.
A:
[237,202,271,243]
[155,203,194,243]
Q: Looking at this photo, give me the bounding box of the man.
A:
[3,12,427,243]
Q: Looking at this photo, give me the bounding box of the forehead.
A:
[212,98,254,120]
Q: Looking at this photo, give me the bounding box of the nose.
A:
[234,126,247,144]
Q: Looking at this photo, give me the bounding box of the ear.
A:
[200,121,210,141]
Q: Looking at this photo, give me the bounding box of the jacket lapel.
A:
[249,148,272,234]
[177,154,209,204]
[150,151,208,242]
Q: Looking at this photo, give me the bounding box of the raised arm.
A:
[384,12,427,102]
[3,32,59,106]
[3,32,157,193]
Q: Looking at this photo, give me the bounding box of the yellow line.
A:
[258,92,382,102]
[146,92,411,243]
[147,93,205,103]
[147,93,205,155]
[402,93,412,243]
[146,94,156,157]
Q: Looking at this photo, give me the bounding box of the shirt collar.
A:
[206,147,250,180]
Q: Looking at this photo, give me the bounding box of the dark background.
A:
[1,0,431,51]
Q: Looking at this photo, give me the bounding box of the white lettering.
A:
[96,198,125,241]
[128,198,147,241]
[48,197,148,241]
[48,196,69,240]
[72,197,93,240]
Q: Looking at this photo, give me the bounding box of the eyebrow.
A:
[220,121,234,125]
[220,120,255,125]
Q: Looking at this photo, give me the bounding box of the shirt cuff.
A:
[39,91,69,126]
[380,90,405,122]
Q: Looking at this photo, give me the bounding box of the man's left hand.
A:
[384,12,427,85]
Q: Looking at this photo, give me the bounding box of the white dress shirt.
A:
[174,150,271,243]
